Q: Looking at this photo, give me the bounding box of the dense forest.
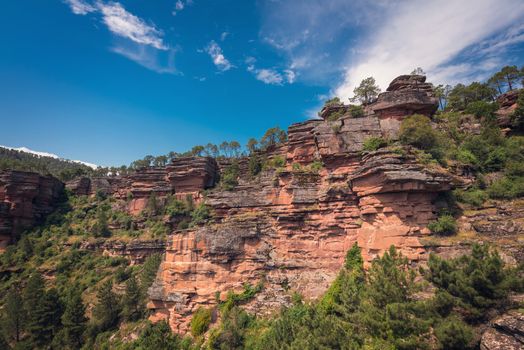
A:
[0,64,523,349]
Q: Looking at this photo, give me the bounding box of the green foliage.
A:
[92,280,121,332]
[351,77,381,105]
[0,147,94,181]
[61,286,87,349]
[464,100,498,119]
[145,192,159,216]
[425,244,520,321]
[447,82,496,110]
[454,188,487,207]
[427,215,458,236]
[434,317,474,349]
[362,137,388,152]
[487,176,524,199]
[190,307,213,337]
[190,203,211,226]
[511,89,524,130]
[260,127,287,150]
[92,208,110,238]
[140,254,162,293]
[129,321,192,350]
[248,155,262,177]
[121,276,144,322]
[264,155,286,170]
[220,162,240,190]
[399,114,438,151]
[349,104,365,118]
[1,285,25,344]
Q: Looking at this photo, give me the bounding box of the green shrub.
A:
[399,114,438,151]
[362,137,388,152]
[487,176,524,199]
[464,100,498,119]
[348,104,364,118]
[190,307,213,336]
[427,215,457,235]
[309,160,323,172]
[456,148,480,168]
[221,162,240,190]
[454,188,487,207]
[434,317,474,349]
[190,203,211,226]
[248,155,262,177]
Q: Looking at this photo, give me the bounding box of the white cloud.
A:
[220,31,229,41]
[172,0,193,16]
[111,43,178,74]
[205,40,233,71]
[246,61,296,85]
[98,2,167,50]
[64,0,96,15]
[260,0,524,97]
[334,0,524,99]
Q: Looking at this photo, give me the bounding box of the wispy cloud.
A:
[205,40,233,71]
[335,0,524,99]
[98,2,167,50]
[111,43,178,74]
[260,0,524,98]
[172,0,193,16]
[63,1,174,72]
[220,31,229,41]
[63,0,96,15]
[246,57,296,85]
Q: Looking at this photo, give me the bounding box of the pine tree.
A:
[92,280,121,331]
[23,274,63,347]
[93,208,110,238]
[121,276,144,321]
[61,287,87,349]
[2,285,25,343]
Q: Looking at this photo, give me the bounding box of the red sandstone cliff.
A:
[0,170,64,249]
[145,75,464,333]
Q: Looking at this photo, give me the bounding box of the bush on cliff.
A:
[427,215,457,236]
[362,137,388,152]
[190,307,213,337]
[399,114,438,151]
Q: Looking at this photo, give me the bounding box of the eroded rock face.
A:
[496,89,520,128]
[148,146,459,332]
[0,170,64,249]
[66,157,219,215]
[481,311,524,350]
[79,238,166,264]
[147,75,455,333]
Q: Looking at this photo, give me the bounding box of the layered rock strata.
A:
[0,170,64,249]
[147,75,455,333]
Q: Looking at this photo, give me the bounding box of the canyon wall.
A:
[147,75,461,333]
[0,170,64,249]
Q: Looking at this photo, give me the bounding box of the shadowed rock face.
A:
[0,170,64,249]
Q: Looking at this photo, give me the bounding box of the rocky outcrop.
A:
[481,311,524,350]
[496,89,520,128]
[146,75,456,333]
[79,238,166,264]
[148,146,458,332]
[167,157,218,195]
[0,170,64,249]
[370,75,438,137]
[66,157,219,215]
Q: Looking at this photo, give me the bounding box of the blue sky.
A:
[1,0,524,167]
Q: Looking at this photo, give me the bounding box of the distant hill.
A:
[0,145,98,181]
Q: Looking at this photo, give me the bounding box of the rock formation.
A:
[147,75,460,333]
[481,310,524,350]
[0,170,64,249]
[495,89,520,128]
